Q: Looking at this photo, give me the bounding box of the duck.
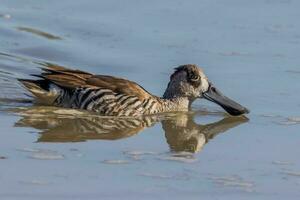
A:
[19,64,249,117]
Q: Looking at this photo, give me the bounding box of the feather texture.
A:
[39,65,152,100]
[19,64,173,117]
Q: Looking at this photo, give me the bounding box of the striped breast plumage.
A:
[67,87,159,116]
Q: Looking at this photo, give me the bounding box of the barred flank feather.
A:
[19,64,191,116]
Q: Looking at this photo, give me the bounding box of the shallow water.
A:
[1,0,300,199]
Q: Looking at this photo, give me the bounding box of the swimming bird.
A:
[19,64,249,117]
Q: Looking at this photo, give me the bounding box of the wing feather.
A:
[39,64,152,100]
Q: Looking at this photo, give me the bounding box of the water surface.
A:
[1,0,300,199]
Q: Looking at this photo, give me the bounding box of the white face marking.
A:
[201,77,209,93]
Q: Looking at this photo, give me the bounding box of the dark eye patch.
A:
[172,64,202,87]
[188,73,199,81]
[185,69,201,87]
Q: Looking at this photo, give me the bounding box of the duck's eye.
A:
[189,73,200,82]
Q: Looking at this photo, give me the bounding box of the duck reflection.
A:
[13,107,248,152]
[13,106,159,142]
[162,113,248,153]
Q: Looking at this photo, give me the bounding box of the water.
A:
[1,0,300,199]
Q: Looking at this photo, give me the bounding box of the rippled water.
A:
[1,0,300,199]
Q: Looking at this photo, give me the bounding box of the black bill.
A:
[203,84,249,116]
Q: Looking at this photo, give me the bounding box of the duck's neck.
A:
[159,96,191,112]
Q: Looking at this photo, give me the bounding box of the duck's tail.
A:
[18,79,60,105]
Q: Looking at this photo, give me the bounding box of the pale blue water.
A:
[0,0,300,199]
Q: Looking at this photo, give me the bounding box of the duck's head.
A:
[163,64,249,116]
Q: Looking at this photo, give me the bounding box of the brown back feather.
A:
[40,64,152,100]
